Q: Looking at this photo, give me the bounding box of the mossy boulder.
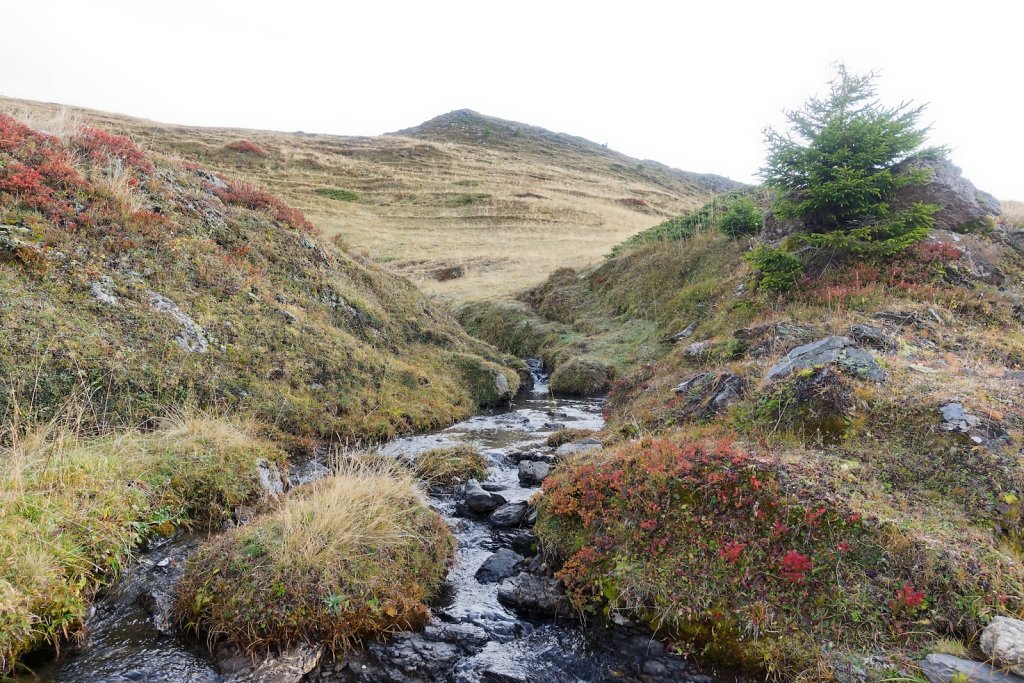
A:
[549,357,614,396]
[449,353,520,407]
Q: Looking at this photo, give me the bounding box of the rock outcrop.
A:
[893,156,1001,233]
[766,336,885,382]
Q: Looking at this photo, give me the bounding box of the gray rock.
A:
[682,340,712,357]
[489,501,528,528]
[149,292,210,353]
[848,323,893,349]
[463,479,506,515]
[496,572,570,616]
[709,373,745,411]
[674,372,714,395]
[555,437,603,458]
[89,278,118,306]
[493,370,512,402]
[893,156,1001,233]
[664,321,698,343]
[982,616,1024,676]
[475,548,525,583]
[518,460,551,486]
[939,402,1004,446]
[920,653,1023,683]
[223,644,323,683]
[766,336,885,382]
[1006,371,1024,382]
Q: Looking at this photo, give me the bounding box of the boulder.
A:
[463,479,506,515]
[766,336,885,382]
[664,321,698,343]
[475,548,525,583]
[489,501,529,528]
[981,616,1024,676]
[496,572,570,616]
[518,460,551,486]
[672,372,746,419]
[892,156,1001,233]
[940,402,1004,446]
[493,370,512,402]
[222,644,324,683]
[555,437,603,458]
[848,323,893,350]
[920,653,1023,683]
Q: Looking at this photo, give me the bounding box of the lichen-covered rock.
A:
[148,291,210,353]
[222,644,324,683]
[766,336,885,382]
[920,653,1023,683]
[554,437,603,458]
[981,616,1024,676]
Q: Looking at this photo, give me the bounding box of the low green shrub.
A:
[719,196,762,237]
[743,244,804,292]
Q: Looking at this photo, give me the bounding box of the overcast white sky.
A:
[2,1,1021,198]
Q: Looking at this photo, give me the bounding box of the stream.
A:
[19,360,733,683]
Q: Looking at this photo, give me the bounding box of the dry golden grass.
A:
[0,408,284,674]
[174,459,454,654]
[0,97,722,302]
[1003,199,1024,228]
[277,460,431,563]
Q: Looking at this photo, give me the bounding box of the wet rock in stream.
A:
[488,501,529,528]
[476,549,526,584]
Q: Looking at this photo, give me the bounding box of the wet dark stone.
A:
[489,501,529,528]
[475,549,525,584]
[491,528,537,555]
[517,460,551,486]
[496,572,570,616]
[463,479,507,515]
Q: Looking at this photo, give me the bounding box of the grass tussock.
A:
[0,409,284,675]
[174,461,455,655]
[413,445,488,486]
[545,428,596,448]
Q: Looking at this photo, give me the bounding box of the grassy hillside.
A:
[0,110,520,442]
[0,98,739,302]
[465,191,1024,678]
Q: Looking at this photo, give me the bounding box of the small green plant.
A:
[315,188,359,202]
[744,244,804,292]
[719,196,762,237]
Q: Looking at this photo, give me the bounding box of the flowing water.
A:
[19,360,733,683]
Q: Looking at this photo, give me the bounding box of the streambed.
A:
[20,361,733,683]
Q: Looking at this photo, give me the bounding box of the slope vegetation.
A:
[465,185,1024,678]
[0,98,739,301]
[0,111,519,441]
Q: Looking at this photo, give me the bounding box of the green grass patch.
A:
[413,445,488,486]
[315,188,359,202]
